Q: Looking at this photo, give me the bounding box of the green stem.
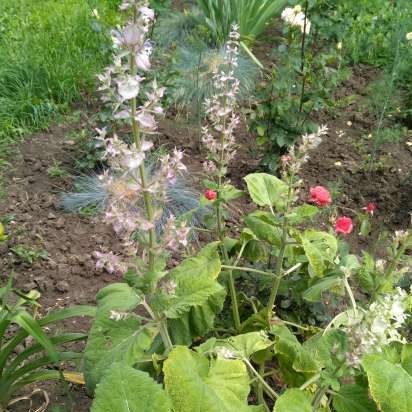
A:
[257,363,269,411]
[343,276,358,318]
[300,373,320,390]
[244,358,279,400]
[267,219,287,320]
[128,22,172,351]
[222,265,274,277]
[311,386,328,412]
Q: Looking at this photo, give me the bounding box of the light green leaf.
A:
[273,389,312,412]
[222,331,273,359]
[301,230,338,277]
[168,289,226,345]
[164,346,253,412]
[333,384,377,412]
[303,276,343,302]
[245,211,282,247]
[84,314,156,392]
[401,344,412,375]
[244,173,288,210]
[95,283,140,313]
[163,244,224,319]
[362,353,412,412]
[84,283,155,392]
[285,205,319,224]
[271,325,319,386]
[91,363,171,412]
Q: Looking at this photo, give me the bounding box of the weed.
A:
[11,245,48,265]
[47,161,68,179]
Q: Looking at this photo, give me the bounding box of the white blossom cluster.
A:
[281,5,311,34]
[346,288,410,366]
[202,24,241,175]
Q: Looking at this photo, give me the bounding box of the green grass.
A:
[0,0,120,189]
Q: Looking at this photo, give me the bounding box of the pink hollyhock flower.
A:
[204,189,217,200]
[335,216,353,234]
[309,186,332,206]
[364,203,376,215]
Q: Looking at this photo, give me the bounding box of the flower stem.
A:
[244,358,279,400]
[129,28,172,351]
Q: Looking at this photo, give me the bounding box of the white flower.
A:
[117,76,142,100]
[406,32,412,41]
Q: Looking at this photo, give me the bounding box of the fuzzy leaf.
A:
[362,352,412,412]
[285,205,319,224]
[220,331,273,359]
[84,283,154,392]
[163,244,224,319]
[301,230,338,277]
[91,363,171,412]
[273,389,312,412]
[245,211,282,247]
[164,346,253,412]
[333,384,377,412]
[244,173,288,210]
[168,289,226,345]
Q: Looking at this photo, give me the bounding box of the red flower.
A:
[309,186,332,207]
[335,216,353,234]
[204,189,217,201]
[365,203,376,215]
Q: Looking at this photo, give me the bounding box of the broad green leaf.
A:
[303,330,348,373]
[222,331,273,359]
[333,384,377,412]
[95,283,140,313]
[271,325,319,386]
[357,252,375,293]
[401,344,412,375]
[168,289,226,345]
[163,244,223,319]
[301,230,338,277]
[164,346,253,412]
[273,389,312,412]
[84,283,154,392]
[362,353,412,412]
[303,276,343,302]
[91,362,171,412]
[84,314,156,392]
[244,173,288,210]
[285,205,319,224]
[245,211,282,247]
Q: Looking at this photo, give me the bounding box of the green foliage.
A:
[163,346,252,412]
[244,173,289,210]
[196,0,287,46]
[0,277,95,409]
[0,0,118,185]
[273,389,312,412]
[333,384,378,412]
[91,362,171,412]
[362,352,412,412]
[10,244,48,265]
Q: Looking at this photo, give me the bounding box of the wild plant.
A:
[0,276,94,411]
[81,3,412,412]
[196,0,287,46]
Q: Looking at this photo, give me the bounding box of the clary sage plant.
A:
[80,2,411,412]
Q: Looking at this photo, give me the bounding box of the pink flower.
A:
[335,217,353,234]
[204,189,217,201]
[364,203,376,215]
[309,186,332,207]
